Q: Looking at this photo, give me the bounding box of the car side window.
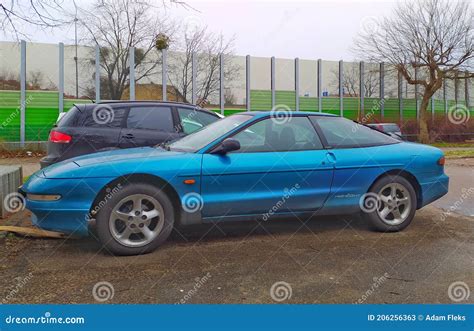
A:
[126,106,174,132]
[231,117,323,153]
[77,106,127,128]
[311,116,397,148]
[178,107,219,134]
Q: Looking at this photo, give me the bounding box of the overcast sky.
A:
[13,0,398,61]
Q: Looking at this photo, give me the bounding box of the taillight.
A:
[49,131,72,143]
[437,156,445,166]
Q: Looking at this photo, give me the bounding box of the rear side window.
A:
[57,105,81,127]
[383,124,400,132]
[127,106,174,132]
[177,107,219,134]
[311,116,397,148]
[76,106,127,128]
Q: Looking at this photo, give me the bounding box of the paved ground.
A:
[0,159,472,304]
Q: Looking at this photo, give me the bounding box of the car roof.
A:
[236,111,338,118]
[76,101,217,115]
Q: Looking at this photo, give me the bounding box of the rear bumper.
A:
[40,156,60,169]
[419,174,449,208]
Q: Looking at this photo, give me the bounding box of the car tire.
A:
[95,183,175,255]
[361,175,417,232]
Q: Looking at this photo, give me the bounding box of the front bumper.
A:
[21,174,111,236]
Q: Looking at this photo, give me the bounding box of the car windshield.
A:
[167,114,252,152]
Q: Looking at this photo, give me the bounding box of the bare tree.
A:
[167,24,239,103]
[79,0,176,100]
[0,0,71,39]
[354,0,474,142]
[331,64,379,97]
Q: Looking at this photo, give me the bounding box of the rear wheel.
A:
[95,183,174,255]
[361,175,416,232]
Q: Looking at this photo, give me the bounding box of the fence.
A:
[0,41,473,145]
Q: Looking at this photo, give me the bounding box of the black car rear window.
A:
[126,106,174,131]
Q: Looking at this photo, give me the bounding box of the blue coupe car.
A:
[21,111,449,255]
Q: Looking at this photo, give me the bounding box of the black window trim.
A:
[206,114,326,154]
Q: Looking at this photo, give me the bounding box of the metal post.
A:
[246,55,250,111]
[191,52,196,105]
[129,47,135,101]
[380,62,385,120]
[339,60,343,117]
[271,56,276,109]
[58,43,64,113]
[359,61,365,117]
[415,66,419,120]
[317,59,322,112]
[219,53,224,115]
[162,49,167,102]
[443,78,448,115]
[95,45,100,103]
[454,73,459,105]
[466,71,471,109]
[295,57,299,111]
[398,70,403,121]
[20,40,26,148]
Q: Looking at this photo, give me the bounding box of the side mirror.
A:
[211,138,240,154]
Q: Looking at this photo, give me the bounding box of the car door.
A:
[66,105,127,157]
[200,116,335,219]
[176,107,220,136]
[119,105,180,148]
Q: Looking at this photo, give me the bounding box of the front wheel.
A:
[361,175,417,232]
[95,183,174,255]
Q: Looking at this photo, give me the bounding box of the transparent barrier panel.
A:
[342,61,359,119]
[26,42,59,141]
[249,56,271,111]
[224,55,246,116]
[321,60,339,115]
[0,42,21,142]
[299,59,317,112]
[274,57,295,111]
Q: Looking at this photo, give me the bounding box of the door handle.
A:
[326,152,336,163]
[122,133,134,139]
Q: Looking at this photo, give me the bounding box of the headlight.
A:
[26,194,61,201]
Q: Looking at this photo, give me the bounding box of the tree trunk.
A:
[419,93,432,144]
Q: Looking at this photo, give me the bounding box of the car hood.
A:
[41,147,193,179]
[71,147,184,167]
